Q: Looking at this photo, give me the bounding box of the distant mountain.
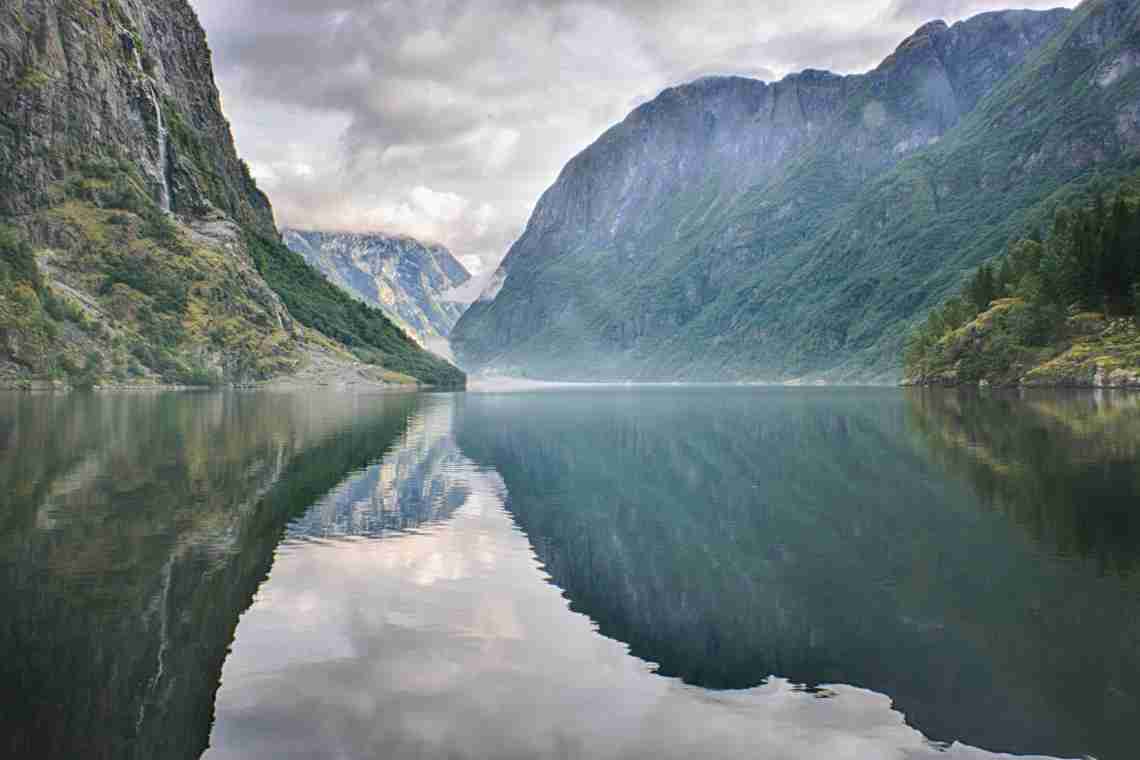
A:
[0,0,463,388]
[454,2,1140,383]
[282,229,470,346]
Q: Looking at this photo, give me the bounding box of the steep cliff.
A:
[451,6,1129,382]
[0,0,464,387]
[283,229,470,345]
[0,0,275,234]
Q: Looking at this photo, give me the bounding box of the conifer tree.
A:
[969,264,997,312]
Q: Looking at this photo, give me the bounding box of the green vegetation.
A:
[0,226,59,377]
[244,233,465,387]
[0,225,42,290]
[15,64,52,91]
[2,150,461,389]
[0,157,305,387]
[905,178,1140,385]
[162,95,230,217]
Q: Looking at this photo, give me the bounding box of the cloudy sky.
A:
[189,0,1073,278]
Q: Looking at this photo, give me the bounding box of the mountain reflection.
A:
[286,400,470,540]
[2,388,1137,760]
[906,389,1140,575]
[454,388,1140,760]
[0,391,419,760]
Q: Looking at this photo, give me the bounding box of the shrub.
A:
[0,226,42,292]
[958,329,1015,383]
[98,175,149,214]
[141,208,180,246]
[1007,300,1063,347]
[79,157,120,181]
[67,351,104,390]
[181,362,224,387]
[42,291,87,324]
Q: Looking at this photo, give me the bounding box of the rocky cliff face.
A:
[453,7,1096,381]
[1,0,274,236]
[283,229,470,345]
[0,0,462,387]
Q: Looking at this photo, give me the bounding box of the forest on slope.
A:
[904,175,1140,387]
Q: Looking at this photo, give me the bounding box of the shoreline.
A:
[0,379,431,394]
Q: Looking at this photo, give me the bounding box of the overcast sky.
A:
[189,0,1073,277]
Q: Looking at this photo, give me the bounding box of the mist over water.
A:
[1,388,1137,760]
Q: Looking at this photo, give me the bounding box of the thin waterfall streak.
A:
[135,552,176,734]
[147,83,171,214]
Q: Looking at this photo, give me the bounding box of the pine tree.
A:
[969,264,997,312]
[1074,210,1103,311]
[997,257,1016,297]
[1119,198,1140,303]
[1009,239,1044,281]
[1101,194,1129,309]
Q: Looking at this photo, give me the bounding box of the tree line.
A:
[906,183,1140,378]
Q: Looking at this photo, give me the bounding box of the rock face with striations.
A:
[283,229,470,345]
[0,0,463,387]
[0,0,274,235]
[451,6,1130,382]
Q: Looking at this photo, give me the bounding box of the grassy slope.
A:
[1,160,303,387]
[0,162,465,389]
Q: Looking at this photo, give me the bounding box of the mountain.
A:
[282,229,470,346]
[453,2,1140,383]
[0,0,463,388]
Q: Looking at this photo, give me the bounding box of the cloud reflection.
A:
[204,394,1068,760]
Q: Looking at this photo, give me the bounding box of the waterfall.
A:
[123,28,171,213]
[146,84,171,214]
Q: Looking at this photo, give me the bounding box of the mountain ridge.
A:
[452,5,1120,383]
[282,228,470,346]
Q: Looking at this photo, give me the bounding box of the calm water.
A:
[1,388,1138,760]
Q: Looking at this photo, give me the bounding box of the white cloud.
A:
[440,273,496,304]
[458,255,485,276]
[410,186,469,223]
[190,0,1076,271]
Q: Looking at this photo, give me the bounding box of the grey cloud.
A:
[189,0,1075,274]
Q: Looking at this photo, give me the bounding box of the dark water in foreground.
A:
[1,388,1138,760]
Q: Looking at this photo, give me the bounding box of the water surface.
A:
[1,388,1137,759]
